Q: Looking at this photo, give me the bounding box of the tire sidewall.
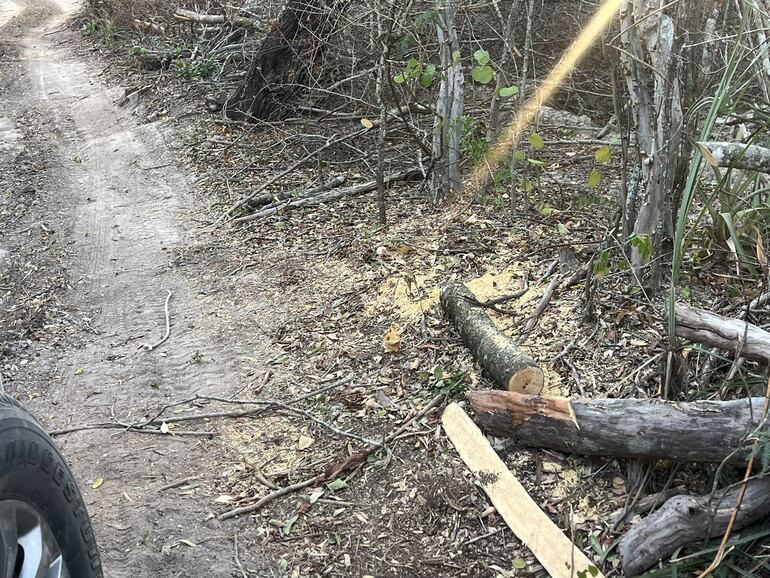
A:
[0,402,102,577]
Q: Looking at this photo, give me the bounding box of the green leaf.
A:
[527,158,545,167]
[594,249,610,280]
[498,85,519,98]
[419,65,435,88]
[587,168,602,188]
[512,557,527,569]
[589,565,600,577]
[471,65,494,84]
[522,180,534,193]
[539,205,554,216]
[473,49,490,65]
[452,50,461,64]
[594,145,611,164]
[397,33,415,54]
[680,286,691,299]
[629,234,652,264]
[282,514,299,535]
[513,149,526,161]
[528,133,544,150]
[405,58,421,78]
[327,479,348,492]
[393,73,406,85]
[414,10,435,28]
[557,223,569,236]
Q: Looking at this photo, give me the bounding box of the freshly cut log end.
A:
[507,365,544,395]
[440,282,544,394]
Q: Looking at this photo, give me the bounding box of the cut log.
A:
[696,141,770,174]
[440,283,544,394]
[619,477,770,576]
[442,403,604,578]
[173,9,256,28]
[469,389,764,463]
[675,303,770,363]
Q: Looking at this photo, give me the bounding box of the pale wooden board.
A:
[442,402,604,578]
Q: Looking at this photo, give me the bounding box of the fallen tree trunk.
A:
[441,283,544,394]
[675,303,770,362]
[247,175,346,209]
[469,390,764,463]
[174,9,256,28]
[697,141,770,174]
[233,169,421,223]
[620,477,770,576]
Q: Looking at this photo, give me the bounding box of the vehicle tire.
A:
[0,393,103,577]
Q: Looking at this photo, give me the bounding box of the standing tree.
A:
[431,0,464,204]
[618,0,716,286]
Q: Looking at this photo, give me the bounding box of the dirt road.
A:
[1,1,270,575]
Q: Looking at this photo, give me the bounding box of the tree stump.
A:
[225,0,341,121]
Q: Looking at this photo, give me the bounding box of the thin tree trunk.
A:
[375,0,389,224]
[619,0,684,285]
[431,0,464,204]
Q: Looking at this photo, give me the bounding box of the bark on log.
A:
[468,390,764,463]
[440,283,544,394]
[225,0,341,121]
[174,9,256,28]
[619,477,770,576]
[697,141,770,174]
[675,303,770,363]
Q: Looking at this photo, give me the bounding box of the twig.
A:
[158,476,199,492]
[192,395,384,447]
[143,290,172,351]
[234,532,249,578]
[459,276,529,315]
[48,423,214,437]
[219,477,317,520]
[213,127,373,227]
[218,393,447,521]
[50,376,356,439]
[521,275,561,338]
[550,340,575,366]
[482,276,529,306]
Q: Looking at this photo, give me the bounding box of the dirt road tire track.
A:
[1,2,269,576]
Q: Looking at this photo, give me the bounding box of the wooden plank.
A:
[442,402,603,578]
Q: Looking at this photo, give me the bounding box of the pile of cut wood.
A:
[441,282,770,577]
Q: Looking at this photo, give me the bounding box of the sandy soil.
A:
[1,1,273,575]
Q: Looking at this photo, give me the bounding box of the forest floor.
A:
[1,1,760,578]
